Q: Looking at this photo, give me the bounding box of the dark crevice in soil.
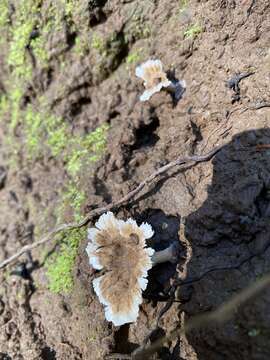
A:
[0,353,12,360]
[43,67,55,90]
[136,209,182,301]
[51,83,91,109]
[89,0,108,10]
[190,119,203,151]
[108,31,129,73]
[254,184,270,217]
[94,30,129,85]
[141,327,179,359]
[89,1,108,28]
[41,346,56,360]
[93,175,112,204]
[108,110,120,122]
[130,116,160,151]
[67,83,92,97]
[66,31,77,51]
[113,324,138,354]
[69,97,92,118]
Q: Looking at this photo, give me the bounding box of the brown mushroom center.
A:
[147,76,163,88]
[94,227,153,315]
[129,233,140,245]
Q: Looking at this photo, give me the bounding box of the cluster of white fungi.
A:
[87,60,184,326]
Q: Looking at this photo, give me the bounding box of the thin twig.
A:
[240,102,270,114]
[132,272,270,359]
[0,146,222,270]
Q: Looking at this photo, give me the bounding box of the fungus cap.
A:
[135,59,172,101]
[86,212,155,326]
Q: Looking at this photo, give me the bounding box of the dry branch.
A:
[0,145,222,270]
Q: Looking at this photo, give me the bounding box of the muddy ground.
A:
[0,0,270,359]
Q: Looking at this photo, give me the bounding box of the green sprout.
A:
[184,23,202,38]
[126,51,141,66]
[0,0,9,29]
[74,35,89,57]
[179,0,188,12]
[91,33,106,55]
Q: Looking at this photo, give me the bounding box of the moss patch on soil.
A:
[184,23,203,38]
[0,0,110,295]
[46,228,87,294]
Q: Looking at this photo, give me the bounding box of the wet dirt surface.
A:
[0,0,270,359]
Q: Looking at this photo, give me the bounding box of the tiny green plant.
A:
[0,0,9,29]
[7,0,42,79]
[74,35,89,57]
[126,51,141,66]
[179,0,188,12]
[91,33,106,55]
[184,23,202,38]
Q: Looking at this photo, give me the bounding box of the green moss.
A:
[23,105,67,158]
[125,23,151,43]
[21,98,109,168]
[46,228,86,294]
[31,37,49,66]
[66,124,109,178]
[0,0,9,29]
[0,0,109,296]
[179,0,188,12]
[91,33,106,55]
[126,50,141,66]
[58,0,79,21]
[45,125,106,293]
[24,106,43,155]
[74,35,90,57]
[0,95,9,119]
[48,125,68,157]
[124,6,151,44]
[7,0,42,79]
[63,124,109,218]
[44,3,64,33]
[46,114,68,156]
[65,126,109,179]
[92,31,129,83]
[63,182,86,221]
[10,86,24,129]
[184,23,203,38]
[45,123,109,293]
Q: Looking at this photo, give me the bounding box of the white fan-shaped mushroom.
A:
[136,59,186,101]
[86,212,180,326]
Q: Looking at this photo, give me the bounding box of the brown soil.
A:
[1,0,270,359]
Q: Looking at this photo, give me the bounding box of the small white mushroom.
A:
[151,242,179,265]
[86,212,179,326]
[135,59,186,101]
